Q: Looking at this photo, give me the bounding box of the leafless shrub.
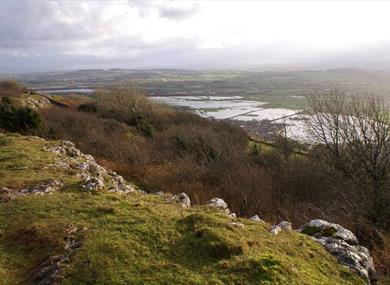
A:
[306,89,390,226]
[0,80,26,97]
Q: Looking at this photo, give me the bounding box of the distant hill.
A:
[4,68,390,110]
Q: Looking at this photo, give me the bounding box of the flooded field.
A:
[151,96,266,119]
[34,88,309,140]
[151,96,308,140]
[38,88,94,94]
[234,108,300,121]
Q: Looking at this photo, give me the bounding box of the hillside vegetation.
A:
[0,133,365,285]
[0,81,389,283]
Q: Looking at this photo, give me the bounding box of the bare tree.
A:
[306,89,346,159]
[94,84,152,121]
[306,89,390,224]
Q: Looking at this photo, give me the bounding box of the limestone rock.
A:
[82,177,104,192]
[207,197,230,214]
[20,180,64,196]
[171,192,191,208]
[228,213,237,218]
[300,219,377,284]
[270,226,282,235]
[44,140,138,195]
[0,180,64,202]
[229,222,245,228]
[32,226,88,285]
[250,215,265,223]
[108,172,137,194]
[300,219,358,245]
[270,221,291,235]
[278,221,292,231]
[15,94,51,110]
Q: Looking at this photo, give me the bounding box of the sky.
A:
[1,0,390,73]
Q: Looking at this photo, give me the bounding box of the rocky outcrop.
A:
[0,139,137,202]
[270,221,292,235]
[207,198,230,214]
[170,192,191,208]
[0,180,63,202]
[300,219,358,245]
[45,140,137,195]
[15,94,52,109]
[300,219,377,284]
[32,226,87,285]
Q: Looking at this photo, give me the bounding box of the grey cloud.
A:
[0,1,104,50]
[0,0,205,73]
[158,4,200,21]
[126,1,200,20]
[1,1,390,73]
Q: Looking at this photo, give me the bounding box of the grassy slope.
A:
[0,134,364,285]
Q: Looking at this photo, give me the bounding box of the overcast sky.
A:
[1,0,390,73]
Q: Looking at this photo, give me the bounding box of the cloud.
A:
[158,4,200,21]
[0,0,205,72]
[0,2,95,45]
[1,0,390,73]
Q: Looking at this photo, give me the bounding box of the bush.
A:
[77,103,97,113]
[127,114,155,137]
[0,97,42,133]
[38,107,143,163]
[95,85,152,121]
[0,80,26,97]
[94,85,175,135]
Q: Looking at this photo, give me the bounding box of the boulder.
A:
[171,193,191,208]
[300,219,377,284]
[270,226,282,235]
[250,215,260,221]
[278,221,292,231]
[250,215,265,223]
[207,197,230,214]
[270,221,291,235]
[299,219,358,245]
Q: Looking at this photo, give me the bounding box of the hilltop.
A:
[0,133,368,284]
